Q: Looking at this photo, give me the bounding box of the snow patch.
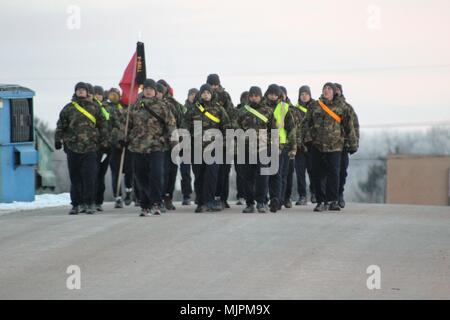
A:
[0,193,70,214]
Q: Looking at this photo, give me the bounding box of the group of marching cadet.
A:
[55,74,359,216]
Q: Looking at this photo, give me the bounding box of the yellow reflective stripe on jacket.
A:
[273,102,288,144]
[72,102,96,125]
[195,103,221,124]
[296,103,308,114]
[244,105,268,123]
[94,98,110,121]
[117,103,123,110]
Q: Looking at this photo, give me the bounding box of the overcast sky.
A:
[1,0,449,129]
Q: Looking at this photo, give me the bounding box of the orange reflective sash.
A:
[318,99,341,124]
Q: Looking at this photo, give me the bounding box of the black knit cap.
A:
[93,85,104,95]
[299,85,311,96]
[188,88,199,96]
[279,86,287,96]
[109,87,121,96]
[156,83,167,94]
[74,82,88,92]
[249,86,262,97]
[85,83,94,95]
[157,79,170,89]
[206,74,221,86]
[323,82,337,95]
[199,83,213,95]
[334,83,343,94]
[265,84,281,97]
[143,79,157,90]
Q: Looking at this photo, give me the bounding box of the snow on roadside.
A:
[0,193,70,214]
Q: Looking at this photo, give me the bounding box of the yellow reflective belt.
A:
[94,98,110,121]
[117,103,123,110]
[72,102,96,125]
[273,102,288,144]
[244,105,268,123]
[296,103,308,113]
[195,103,221,124]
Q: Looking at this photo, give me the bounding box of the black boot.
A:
[269,198,279,213]
[314,203,327,212]
[338,194,346,208]
[242,204,255,213]
[124,189,133,206]
[69,206,79,215]
[328,201,341,211]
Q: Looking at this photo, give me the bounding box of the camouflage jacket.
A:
[301,95,358,153]
[127,97,177,154]
[213,87,236,120]
[163,95,184,128]
[108,101,128,149]
[235,102,277,152]
[55,96,109,153]
[182,99,232,149]
[292,99,315,152]
[263,98,297,153]
[341,96,360,148]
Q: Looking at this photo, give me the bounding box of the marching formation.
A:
[55,74,359,216]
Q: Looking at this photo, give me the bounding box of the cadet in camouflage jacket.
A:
[301,85,358,153]
[55,87,109,154]
[182,84,232,150]
[127,95,177,154]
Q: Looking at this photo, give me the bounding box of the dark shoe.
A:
[139,208,149,217]
[256,203,267,213]
[311,193,317,204]
[151,205,162,216]
[223,201,230,209]
[86,204,95,215]
[207,202,222,212]
[236,198,245,205]
[134,199,140,207]
[242,205,255,213]
[79,204,87,213]
[338,195,346,208]
[328,201,341,211]
[114,198,124,209]
[160,203,167,213]
[284,199,292,209]
[164,195,176,210]
[314,203,327,212]
[96,204,103,212]
[182,197,191,206]
[269,198,279,213]
[195,205,206,213]
[124,191,132,206]
[296,196,307,206]
[69,206,79,215]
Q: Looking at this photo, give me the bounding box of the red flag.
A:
[119,51,138,106]
[119,42,146,106]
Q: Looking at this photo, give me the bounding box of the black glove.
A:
[55,141,62,150]
[349,149,357,155]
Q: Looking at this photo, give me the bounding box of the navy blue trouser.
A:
[110,148,133,197]
[339,151,350,197]
[134,151,165,209]
[310,146,341,204]
[67,149,98,207]
[243,162,269,206]
[192,162,219,206]
[284,151,315,200]
[95,150,111,205]
[269,148,290,203]
[180,162,193,198]
[163,150,178,199]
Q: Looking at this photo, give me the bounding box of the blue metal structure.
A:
[0,84,39,203]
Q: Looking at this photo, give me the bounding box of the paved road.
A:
[0,202,449,299]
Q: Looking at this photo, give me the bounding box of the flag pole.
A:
[115,53,138,200]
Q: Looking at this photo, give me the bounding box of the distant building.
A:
[386,155,450,206]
